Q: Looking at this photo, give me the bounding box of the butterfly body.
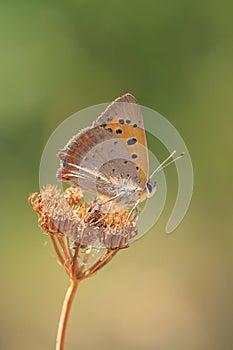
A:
[102,176,148,207]
[57,93,157,211]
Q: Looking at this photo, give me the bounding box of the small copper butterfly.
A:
[57,93,183,214]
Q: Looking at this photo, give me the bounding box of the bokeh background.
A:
[1,1,232,349]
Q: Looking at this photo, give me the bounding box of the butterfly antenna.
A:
[149,150,185,180]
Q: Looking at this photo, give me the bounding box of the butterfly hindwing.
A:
[57,125,130,195]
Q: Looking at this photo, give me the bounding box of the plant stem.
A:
[56,279,79,350]
[50,235,65,267]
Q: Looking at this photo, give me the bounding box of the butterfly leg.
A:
[87,193,120,219]
[92,192,125,225]
[126,199,140,224]
[99,194,121,206]
[91,200,113,225]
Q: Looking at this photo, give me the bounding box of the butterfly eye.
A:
[146,181,157,198]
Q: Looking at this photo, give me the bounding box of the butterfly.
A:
[57,93,183,216]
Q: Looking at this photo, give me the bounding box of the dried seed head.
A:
[64,187,83,206]
[28,185,138,249]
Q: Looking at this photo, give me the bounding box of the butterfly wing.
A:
[93,93,149,187]
[57,93,148,199]
[57,125,129,196]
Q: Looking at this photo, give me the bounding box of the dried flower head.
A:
[29,184,138,251]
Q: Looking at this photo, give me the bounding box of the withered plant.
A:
[29,185,138,350]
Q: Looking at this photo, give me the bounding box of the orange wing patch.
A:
[103,121,148,187]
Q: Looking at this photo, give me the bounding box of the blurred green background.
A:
[1,1,232,349]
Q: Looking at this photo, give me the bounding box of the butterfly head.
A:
[145,179,157,198]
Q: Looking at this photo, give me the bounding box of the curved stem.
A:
[72,244,80,276]
[56,279,79,350]
[50,235,65,267]
[82,249,112,279]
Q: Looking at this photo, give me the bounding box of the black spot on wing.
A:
[127,138,137,146]
[131,153,138,159]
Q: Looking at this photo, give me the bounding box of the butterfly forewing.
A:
[93,93,149,187]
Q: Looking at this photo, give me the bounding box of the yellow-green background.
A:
[1,1,232,349]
